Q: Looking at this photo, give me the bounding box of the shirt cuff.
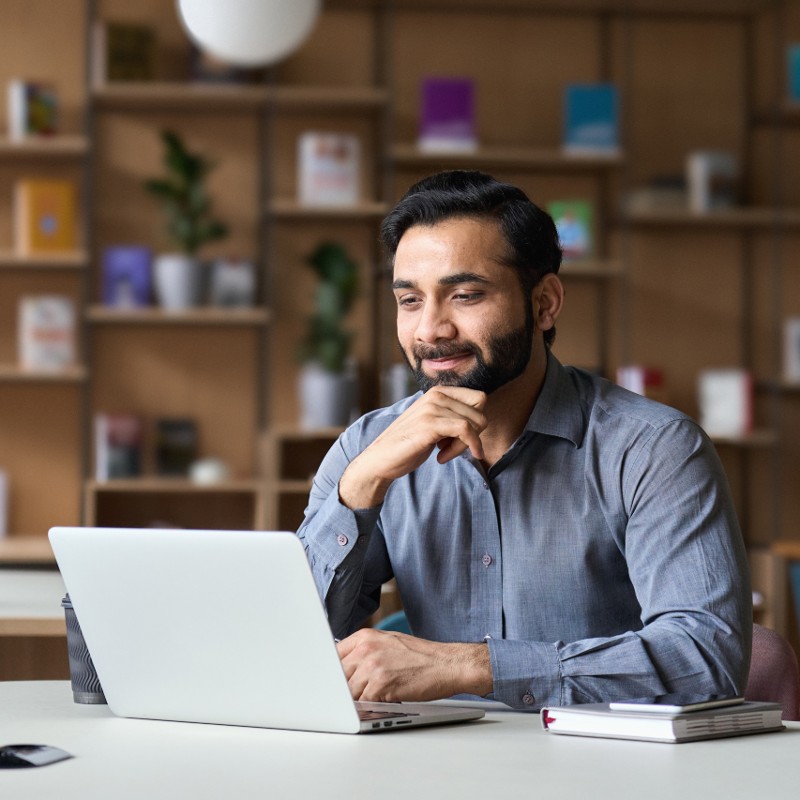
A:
[487,637,562,710]
[300,487,382,569]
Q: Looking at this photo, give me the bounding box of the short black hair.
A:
[380,170,562,346]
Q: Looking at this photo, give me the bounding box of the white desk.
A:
[1,682,799,800]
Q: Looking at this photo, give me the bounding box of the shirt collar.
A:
[523,350,586,448]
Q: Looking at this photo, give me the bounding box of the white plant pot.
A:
[298,363,356,430]
[153,254,203,310]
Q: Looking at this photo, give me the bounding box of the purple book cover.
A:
[419,77,477,151]
[102,245,152,307]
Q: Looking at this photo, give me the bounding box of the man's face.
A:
[392,218,535,394]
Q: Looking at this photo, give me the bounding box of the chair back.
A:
[745,623,800,721]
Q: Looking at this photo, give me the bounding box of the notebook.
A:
[48,526,485,734]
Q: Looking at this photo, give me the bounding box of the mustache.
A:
[413,341,479,361]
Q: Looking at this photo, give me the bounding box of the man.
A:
[297,170,751,711]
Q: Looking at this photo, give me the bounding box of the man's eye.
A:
[454,292,482,302]
[397,296,421,307]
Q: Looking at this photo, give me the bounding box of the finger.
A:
[427,416,484,461]
[424,389,487,430]
[429,385,487,410]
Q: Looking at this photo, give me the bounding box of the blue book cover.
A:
[563,83,620,154]
[102,245,152,307]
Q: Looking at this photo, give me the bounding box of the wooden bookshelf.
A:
[85,306,271,326]
[84,479,267,530]
[391,144,625,171]
[0,365,88,384]
[268,199,389,220]
[92,83,387,113]
[624,207,800,229]
[0,250,88,270]
[0,135,89,157]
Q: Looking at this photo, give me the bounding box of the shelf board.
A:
[772,539,800,560]
[275,479,314,493]
[624,207,800,229]
[757,379,800,394]
[0,364,88,384]
[268,199,389,220]
[270,85,388,111]
[86,478,263,494]
[0,250,88,270]
[560,259,623,279]
[86,306,271,326]
[93,83,387,112]
[0,536,56,566]
[0,134,89,157]
[268,425,345,441]
[93,82,268,110]
[709,429,777,447]
[349,1,770,17]
[392,144,624,170]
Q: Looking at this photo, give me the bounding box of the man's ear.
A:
[533,274,564,333]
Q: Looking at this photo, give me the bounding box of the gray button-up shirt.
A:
[297,353,751,710]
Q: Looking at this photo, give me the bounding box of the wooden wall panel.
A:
[0,385,83,535]
[621,19,745,188]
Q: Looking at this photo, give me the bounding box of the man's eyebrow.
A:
[439,272,490,286]
[392,272,490,291]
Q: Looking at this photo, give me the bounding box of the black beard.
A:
[403,314,534,395]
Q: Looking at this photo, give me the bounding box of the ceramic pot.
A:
[298,362,357,429]
[153,254,203,310]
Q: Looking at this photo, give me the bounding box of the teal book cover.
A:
[563,83,619,153]
[788,44,800,101]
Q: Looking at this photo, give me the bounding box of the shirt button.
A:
[336,534,348,546]
[482,482,489,489]
[481,553,493,567]
[522,693,535,706]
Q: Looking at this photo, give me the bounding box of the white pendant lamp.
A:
[176,0,321,67]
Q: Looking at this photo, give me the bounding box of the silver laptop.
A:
[48,526,485,734]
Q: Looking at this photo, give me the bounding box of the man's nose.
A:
[414,300,457,343]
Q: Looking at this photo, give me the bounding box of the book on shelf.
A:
[548,199,593,260]
[623,175,688,214]
[616,365,666,404]
[14,179,77,255]
[541,697,783,743]
[563,83,620,155]
[686,150,738,212]
[91,20,157,84]
[155,418,198,477]
[788,43,800,103]
[0,469,7,538]
[17,295,76,372]
[418,76,478,153]
[783,317,800,385]
[102,245,153,308]
[6,79,58,140]
[297,131,360,207]
[95,414,144,481]
[698,368,753,438]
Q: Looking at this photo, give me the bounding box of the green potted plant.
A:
[297,242,359,428]
[144,130,228,309]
